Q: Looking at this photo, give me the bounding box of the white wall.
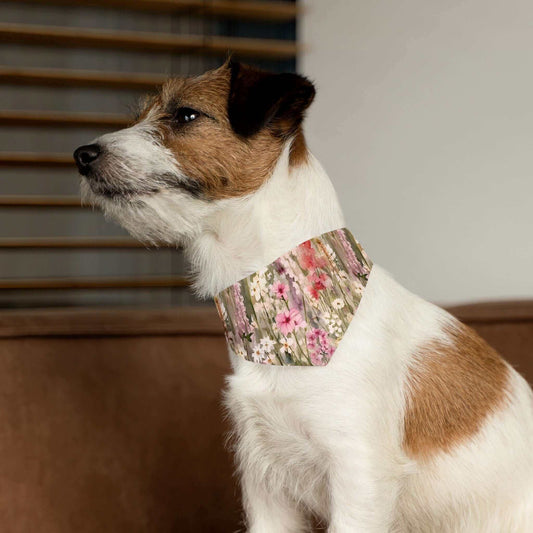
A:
[300,0,533,304]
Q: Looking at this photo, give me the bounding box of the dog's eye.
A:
[173,107,201,124]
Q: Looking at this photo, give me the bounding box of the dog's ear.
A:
[227,60,315,138]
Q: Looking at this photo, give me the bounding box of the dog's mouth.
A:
[82,172,157,200]
[76,153,161,201]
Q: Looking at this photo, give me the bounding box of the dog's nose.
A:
[74,144,101,175]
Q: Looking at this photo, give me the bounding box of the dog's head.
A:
[74,61,315,244]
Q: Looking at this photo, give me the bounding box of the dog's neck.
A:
[185,143,346,298]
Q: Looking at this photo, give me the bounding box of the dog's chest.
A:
[225,368,331,513]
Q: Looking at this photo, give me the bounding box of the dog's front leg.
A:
[326,445,400,533]
[242,471,309,533]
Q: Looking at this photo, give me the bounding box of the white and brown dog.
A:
[74,62,533,532]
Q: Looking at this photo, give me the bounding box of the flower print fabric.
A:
[214,228,372,366]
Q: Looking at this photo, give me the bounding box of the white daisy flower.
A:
[235,346,247,359]
[254,271,268,289]
[279,336,295,354]
[260,336,276,352]
[250,280,262,301]
[251,344,266,363]
[332,298,344,310]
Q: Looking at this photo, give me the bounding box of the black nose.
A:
[74,144,101,175]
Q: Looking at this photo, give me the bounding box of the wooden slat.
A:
[0,237,150,249]
[0,153,73,167]
[0,23,298,59]
[0,275,189,290]
[14,0,298,22]
[0,110,130,129]
[0,67,166,90]
[0,196,82,208]
[195,0,298,21]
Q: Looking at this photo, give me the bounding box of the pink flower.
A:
[275,308,306,336]
[291,308,306,329]
[307,329,318,342]
[306,272,331,299]
[310,272,330,289]
[306,328,327,343]
[309,350,324,366]
[306,328,334,366]
[276,311,295,335]
[298,240,327,270]
[337,229,367,276]
[232,283,252,337]
[271,281,288,299]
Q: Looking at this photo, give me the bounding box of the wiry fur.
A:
[76,63,533,532]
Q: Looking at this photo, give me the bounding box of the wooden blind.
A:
[0,0,298,308]
[14,0,298,22]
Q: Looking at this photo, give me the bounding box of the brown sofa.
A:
[0,302,531,532]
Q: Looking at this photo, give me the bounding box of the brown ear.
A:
[227,61,315,138]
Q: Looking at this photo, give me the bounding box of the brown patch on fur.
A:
[138,64,306,200]
[403,322,510,459]
[289,127,309,167]
[133,93,161,123]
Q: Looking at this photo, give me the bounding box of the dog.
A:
[74,61,533,532]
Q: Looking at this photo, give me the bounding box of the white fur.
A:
[82,129,533,532]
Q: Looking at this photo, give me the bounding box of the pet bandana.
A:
[214,228,372,366]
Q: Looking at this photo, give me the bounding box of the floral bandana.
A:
[214,228,372,366]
